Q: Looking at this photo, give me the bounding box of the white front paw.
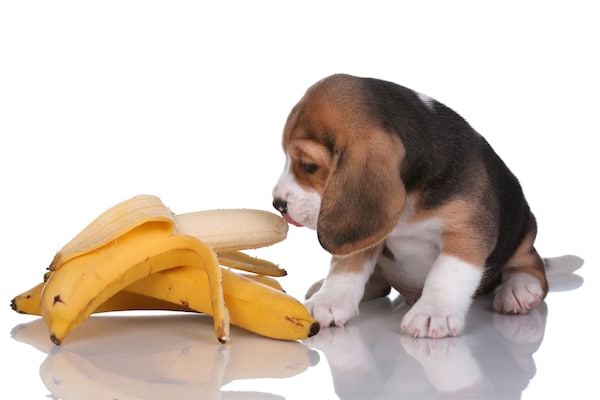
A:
[401,300,466,338]
[305,291,359,328]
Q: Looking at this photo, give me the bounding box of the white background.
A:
[1,1,598,399]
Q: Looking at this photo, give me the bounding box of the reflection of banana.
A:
[40,348,290,400]
[40,348,220,400]
[85,331,316,383]
[14,315,315,400]
[224,336,320,381]
[11,319,55,355]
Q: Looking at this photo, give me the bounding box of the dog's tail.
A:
[544,255,584,292]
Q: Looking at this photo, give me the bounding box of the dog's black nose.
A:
[272,198,288,214]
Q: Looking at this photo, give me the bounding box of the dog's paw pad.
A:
[493,273,544,314]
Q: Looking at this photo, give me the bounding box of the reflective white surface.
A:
[1,1,598,399]
[6,265,592,399]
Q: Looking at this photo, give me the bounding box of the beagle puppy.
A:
[272,73,549,338]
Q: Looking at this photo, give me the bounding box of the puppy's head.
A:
[272,74,406,256]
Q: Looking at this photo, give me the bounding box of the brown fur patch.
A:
[282,75,408,255]
[316,131,406,255]
[411,196,494,268]
[287,139,332,194]
[329,246,381,274]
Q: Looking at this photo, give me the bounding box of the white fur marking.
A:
[272,155,321,229]
[305,250,380,328]
[401,254,482,338]
[379,196,443,295]
[416,91,435,109]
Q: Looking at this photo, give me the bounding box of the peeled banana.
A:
[174,208,289,252]
[11,194,319,345]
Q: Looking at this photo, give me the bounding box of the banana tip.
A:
[308,322,321,337]
[50,334,63,346]
[218,336,229,344]
[48,253,62,271]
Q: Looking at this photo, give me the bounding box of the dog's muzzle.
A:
[272,199,303,227]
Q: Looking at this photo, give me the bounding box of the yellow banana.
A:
[12,281,191,315]
[12,272,284,316]
[40,221,229,345]
[124,265,320,341]
[11,281,45,316]
[11,271,52,315]
[14,193,308,345]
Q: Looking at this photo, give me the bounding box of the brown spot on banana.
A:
[285,317,321,337]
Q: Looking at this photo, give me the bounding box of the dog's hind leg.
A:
[493,230,549,314]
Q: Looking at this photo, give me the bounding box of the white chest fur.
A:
[379,198,443,296]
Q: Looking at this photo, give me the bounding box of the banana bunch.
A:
[11,194,320,345]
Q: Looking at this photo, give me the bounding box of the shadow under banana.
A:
[12,313,320,400]
[304,261,583,399]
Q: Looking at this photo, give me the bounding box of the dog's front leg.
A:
[305,244,383,328]
[401,253,483,338]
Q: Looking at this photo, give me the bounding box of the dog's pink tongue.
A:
[282,213,303,227]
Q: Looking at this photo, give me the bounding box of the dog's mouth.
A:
[281,213,304,227]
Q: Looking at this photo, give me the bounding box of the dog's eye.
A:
[300,162,318,174]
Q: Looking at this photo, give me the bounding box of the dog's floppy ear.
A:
[317,133,406,255]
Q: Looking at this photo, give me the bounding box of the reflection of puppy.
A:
[273,73,553,338]
[305,296,548,398]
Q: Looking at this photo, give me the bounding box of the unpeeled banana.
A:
[11,272,286,317]
[12,269,314,341]
[124,266,319,340]
[11,194,320,345]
